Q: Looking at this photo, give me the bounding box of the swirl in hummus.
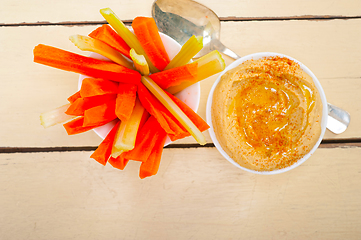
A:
[211,57,322,171]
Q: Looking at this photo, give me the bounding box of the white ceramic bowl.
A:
[79,32,201,145]
[206,52,328,174]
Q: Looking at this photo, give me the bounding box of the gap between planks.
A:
[1,140,361,154]
[1,15,361,27]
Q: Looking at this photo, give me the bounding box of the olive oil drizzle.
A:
[229,59,316,160]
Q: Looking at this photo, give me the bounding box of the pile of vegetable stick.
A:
[35,8,225,179]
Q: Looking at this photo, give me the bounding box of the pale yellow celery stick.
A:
[166,50,225,94]
[129,48,149,75]
[99,8,159,73]
[141,76,206,145]
[164,36,203,70]
[69,34,134,70]
[40,104,75,128]
[111,99,145,158]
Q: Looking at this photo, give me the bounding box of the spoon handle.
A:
[211,38,241,60]
[326,103,350,134]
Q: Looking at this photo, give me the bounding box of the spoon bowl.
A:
[152,0,240,59]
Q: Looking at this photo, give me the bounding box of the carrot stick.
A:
[149,62,198,89]
[100,8,159,73]
[67,91,82,103]
[89,24,131,59]
[80,78,119,97]
[139,110,150,130]
[137,82,173,134]
[156,92,209,140]
[138,83,188,139]
[160,111,188,141]
[33,44,141,84]
[115,83,137,122]
[123,116,165,162]
[141,76,206,144]
[90,121,120,165]
[123,116,156,162]
[138,81,209,142]
[166,92,210,132]
[65,94,116,116]
[70,34,134,69]
[132,17,170,71]
[65,98,88,116]
[139,129,167,179]
[83,101,117,127]
[166,50,225,94]
[63,117,110,135]
[108,154,129,170]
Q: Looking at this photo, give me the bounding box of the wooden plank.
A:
[1,0,360,25]
[1,19,360,148]
[1,147,361,239]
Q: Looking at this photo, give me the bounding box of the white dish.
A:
[78,32,201,145]
[206,52,328,174]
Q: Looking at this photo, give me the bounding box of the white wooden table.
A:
[1,0,361,239]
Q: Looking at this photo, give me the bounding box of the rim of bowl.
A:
[78,32,201,144]
[206,52,328,175]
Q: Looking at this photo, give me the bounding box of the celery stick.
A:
[111,99,145,158]
[111,148,124,159]
[141,76,206,145]
[193,49,225,79]
[164,36,203,71]
[130,48,149,75]
[166,50,225,94]
[40,104,76,128]
[99,8,159,73]
[69,34,134,70]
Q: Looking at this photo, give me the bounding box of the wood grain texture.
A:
[1,147,360,239]
[2,1,360,239]
[1,0,360,24]
[1,19,359,147]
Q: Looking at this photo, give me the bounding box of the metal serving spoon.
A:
[152,0,240,59]
[151,0,350,134]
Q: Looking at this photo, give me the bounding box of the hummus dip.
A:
[211,56,323,171]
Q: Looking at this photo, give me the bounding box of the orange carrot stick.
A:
[108,153,130,170]
[138,83,185,138]
[89,24,131,59]
[123,117,155,162]
[33,44,141,84]
[63,117,109,135]
[139,128,167,179]
[139,110,150,130]
[67,91,81,103]
[80,78,119,97]
[166,92,210,133]
[115,83,137,122]
[132,17,170,71]
[65,94,116,116]
[90,121,120,165]
[137,82,209,141]
[137,83,172,134]
[149,62,198,89]
[124,116,165,162]
[160,111,188,141]
[83,101,117,127]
